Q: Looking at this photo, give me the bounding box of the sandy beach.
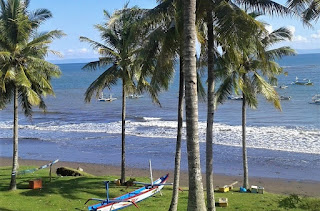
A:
[1,157,319,197]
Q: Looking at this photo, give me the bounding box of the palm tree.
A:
[143,1,206,209]
[216,18,296,189]
[80,6,159,185]
[195,1,293,208]
[183,0,207,210]
[287,0,320,23]
[0,0,64,190]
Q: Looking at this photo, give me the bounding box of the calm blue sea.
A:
[0,53,319,181]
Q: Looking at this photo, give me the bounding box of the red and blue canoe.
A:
[86,174,169,211]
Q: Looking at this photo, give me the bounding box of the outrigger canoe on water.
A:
[86,174,169,211]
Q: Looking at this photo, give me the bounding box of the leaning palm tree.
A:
[0,0,64,190]
[80,6,159,185]
[216,19,296,189]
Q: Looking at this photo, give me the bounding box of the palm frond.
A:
[84,64,120,102]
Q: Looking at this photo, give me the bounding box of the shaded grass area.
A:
[0,166,319,210]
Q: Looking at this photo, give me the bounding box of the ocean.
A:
[0,53,319,181]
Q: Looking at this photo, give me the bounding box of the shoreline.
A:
[1,157,319,197]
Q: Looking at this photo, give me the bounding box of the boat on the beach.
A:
[99,93,117,102]
[227,95,243,100]
[86,174,169,211]
[309,94,320,105]
[292,77,313,86]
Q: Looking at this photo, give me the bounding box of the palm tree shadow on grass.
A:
[0,208,15,211]
[19,176,139,200]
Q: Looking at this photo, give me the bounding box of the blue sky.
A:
[28,0,320,61]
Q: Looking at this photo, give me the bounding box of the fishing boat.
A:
[279,85,288,89]
[310,94,320,105]
[227,95,243,100]
[99,93,117,102]
[127,94,143,99]
[86,160,171,211]
[280,96,291,100]
[292,77,313,86]
[86,174,169,211]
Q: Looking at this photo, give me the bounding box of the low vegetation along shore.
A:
[0,159,319,210]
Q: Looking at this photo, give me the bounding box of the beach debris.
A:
[217,198,228,207]
[29,179,42,189]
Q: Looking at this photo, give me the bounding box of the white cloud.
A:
[79,48,89,53]
[311,30,320,39]
[287,25,296,34]
[265,25,273,33]
[287,25,308,43]
[294,35,308,42]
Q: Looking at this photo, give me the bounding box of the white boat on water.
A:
[99,93,117,102]
[280,96,291,100]
[279,85,288,89]
[127,94,143,99]
[292,77,313,86]
[228,95,243,100]
[310,94,320,105]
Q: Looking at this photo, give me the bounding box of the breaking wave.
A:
[0,118,319,154]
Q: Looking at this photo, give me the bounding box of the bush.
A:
[279,194,302,209]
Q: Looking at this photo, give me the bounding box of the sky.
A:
[28,0,320,62]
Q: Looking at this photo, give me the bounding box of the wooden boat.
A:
[227,95,243,100]
[279,85,288,89]
[99,93,117,102]
[310,94,320,105]
[280,96,291,100]
[127,94,143,99]
[292,77,313,86]
[86,174,169,211]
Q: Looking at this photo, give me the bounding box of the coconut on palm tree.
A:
[0,0,64,190]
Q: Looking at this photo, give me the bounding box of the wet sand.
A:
[1,157,319,197]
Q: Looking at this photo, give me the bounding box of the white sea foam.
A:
[0,119,319,154]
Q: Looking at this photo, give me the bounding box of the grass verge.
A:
[0,166,319,210]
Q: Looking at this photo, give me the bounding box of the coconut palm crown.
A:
[80,5,162,184]
[0,0,64,190]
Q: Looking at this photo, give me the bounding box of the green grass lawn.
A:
[0,166,319,211]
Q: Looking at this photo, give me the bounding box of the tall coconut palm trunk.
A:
[242,93,249,189]
[184,0,206,210]
[169,54,184,211]
[9,86,19,191]
[206,10,216,211]
[121,79,126,184]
